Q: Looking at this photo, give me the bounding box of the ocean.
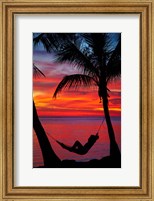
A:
[33,116,121,167]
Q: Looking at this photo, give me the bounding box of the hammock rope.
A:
[45,117,106,155]
[46,132,57,141]
[97,118,105,133]
[46,117,105,143]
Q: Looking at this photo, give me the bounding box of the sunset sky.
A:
[33,34,121,118]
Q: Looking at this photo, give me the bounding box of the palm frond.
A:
[54,41,99,78]
[106,61,121,82]
[33,33,76,52]
[33,64,45,78]
[53,74,96,98]
[33,33,49,50]
[33,33,44,46]
[33,33,61,52]
[81,33,107,66]
[103,33,120,53]
[81,33,121,73]
[106,38,121,81]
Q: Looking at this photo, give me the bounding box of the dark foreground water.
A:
[33,116,121,167]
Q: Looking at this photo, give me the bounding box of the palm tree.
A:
[33,63,61,167]
[34,33,121,160]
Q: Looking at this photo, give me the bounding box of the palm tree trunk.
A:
[102,96,121,158]
[33,101,61,167]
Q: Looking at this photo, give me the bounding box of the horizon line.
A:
[39,115,121,118]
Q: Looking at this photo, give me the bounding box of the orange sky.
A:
[33,50,121,118]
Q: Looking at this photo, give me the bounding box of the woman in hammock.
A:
[56,132,99,155]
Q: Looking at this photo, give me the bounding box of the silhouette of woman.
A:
[56,133,99,155]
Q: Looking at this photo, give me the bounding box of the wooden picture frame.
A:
[0,0,153,200]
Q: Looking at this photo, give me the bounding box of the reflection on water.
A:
[33,117,121,167]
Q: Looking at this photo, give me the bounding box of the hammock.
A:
[48,118,105,155]
[56,133,99,155]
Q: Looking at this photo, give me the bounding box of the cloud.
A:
[33,49,121,118]
[109,98,121,105]
[34,80,57,89]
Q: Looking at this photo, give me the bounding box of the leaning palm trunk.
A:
[33,101,61,167]
[101,94,121,158]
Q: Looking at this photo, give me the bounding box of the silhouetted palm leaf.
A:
[33,33,60,52]
[33,33,76,52]
[53,74,96,98]
[54,41,99,78]
[81,33,106,66]
[33,33,44,46]
[106,38,121,81]
[33,63,45,78]
[33,33,54,52]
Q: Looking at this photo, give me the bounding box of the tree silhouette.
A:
[33,63,61,167]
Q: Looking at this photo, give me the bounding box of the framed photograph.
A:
[0,0,153,200]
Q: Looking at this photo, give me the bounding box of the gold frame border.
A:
[0,0,153,200]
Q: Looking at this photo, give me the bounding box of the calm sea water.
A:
[33,117,121,167]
